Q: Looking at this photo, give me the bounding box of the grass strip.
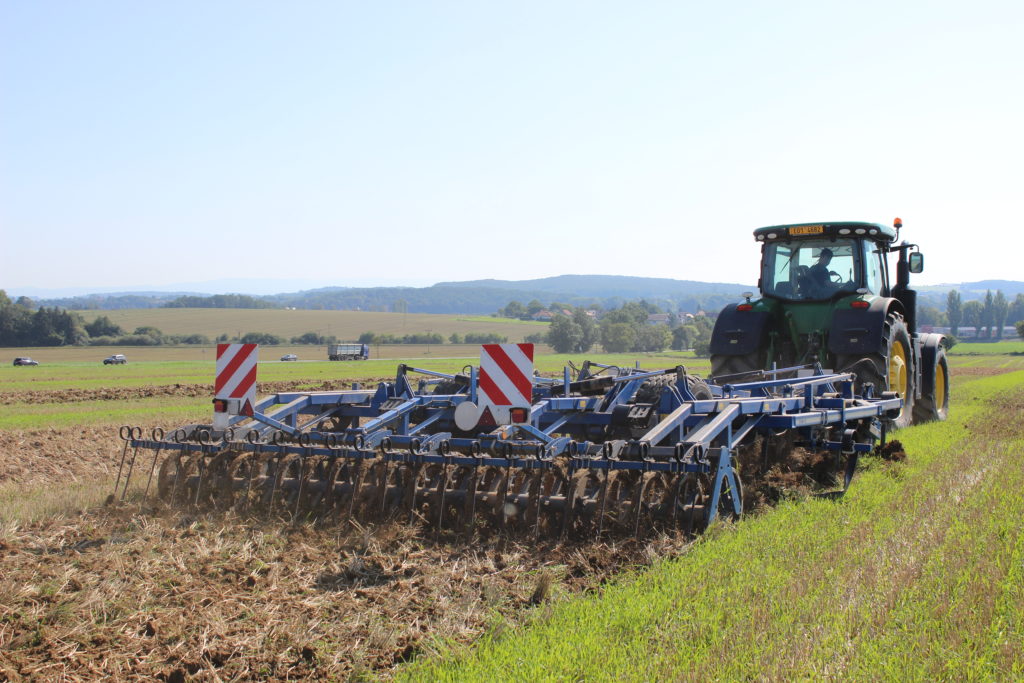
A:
[0,399,208,431]
[400,371,1024,681]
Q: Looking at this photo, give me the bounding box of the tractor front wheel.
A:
[913,345,949,423]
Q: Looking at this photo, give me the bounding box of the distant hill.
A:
[264,275,754,314]
[18,275,1024,315]
[959,280,1024,297]
[435,275,753,299]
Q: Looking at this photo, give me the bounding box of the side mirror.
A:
[908,252,924,273]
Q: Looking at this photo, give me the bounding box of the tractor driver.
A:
[807,247,835,295]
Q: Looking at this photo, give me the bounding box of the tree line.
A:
[162,294,274,309]
[946,289,1024,340]
[357,332,509,345]
[541,302,715,355]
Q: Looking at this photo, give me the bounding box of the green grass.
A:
[949,340,1024,355]
[399,370,1024,681]
[0,352,708,392]
[0,398,208,430]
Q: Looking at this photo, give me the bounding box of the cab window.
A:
[761,239,861,301]
[863,241,884,294]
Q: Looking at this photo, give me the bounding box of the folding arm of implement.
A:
[116,345,901,537]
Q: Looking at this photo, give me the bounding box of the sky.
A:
[2,1,1022,296]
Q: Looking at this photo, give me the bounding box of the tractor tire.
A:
[837,313,915,429]
[710,352,763,383]
[913,346,949,423]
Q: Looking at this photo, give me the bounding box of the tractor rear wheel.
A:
[913,346,949,423]
[837,313,915,429]
[710,352,764,383]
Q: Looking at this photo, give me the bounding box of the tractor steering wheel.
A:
[829,271,843,284]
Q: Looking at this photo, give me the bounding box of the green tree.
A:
[601,322,637,352]
[1017,321,1024,339]
[84,315,123,338]
[982,290,995,338]
[636,324,671,352]
[291,331,322,344]
[917,306,947,327]
[239,332,285,345]
[946,290,962,336]
[502,301,526,319]
[526,300,545,316]
[1008,294,1024,327]
[993,290,1008,339]
[671,325,691,351]
[571,308,598,353]
[547,314,583,354]
[448,333,463,344]
[962,300,983,334]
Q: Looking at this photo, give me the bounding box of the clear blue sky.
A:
[2,1,1021,295]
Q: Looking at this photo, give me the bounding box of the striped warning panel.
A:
[215,343,258,402]
[478,343,534,409]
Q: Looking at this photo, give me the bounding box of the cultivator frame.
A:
[115,355,901,537]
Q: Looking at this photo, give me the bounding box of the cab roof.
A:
[753,221,897,243]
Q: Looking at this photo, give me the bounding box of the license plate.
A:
[790,225,824,235]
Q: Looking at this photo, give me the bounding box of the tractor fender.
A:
[709,304,771,356]
[917,332,946,397]
[827,297,904,356]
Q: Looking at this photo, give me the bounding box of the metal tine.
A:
[669,473,682,529]
[498,466,513,531]
[320,457,342,518]
[633,475,648,538]
[347,460,365,520]
[170,453,185,504]
[436,464,451,532]
[596,470,610,539]
[407,464,422,525]
[464,466,480,535]
[119,444,142,501]
[267,455,284,511]
[143,444,163,500]
[113,436,133,497]
[192,454,208,507]
[377,461,392,517]
[531,470,544,540]
[240,449,260,512]
[293,457,309,523]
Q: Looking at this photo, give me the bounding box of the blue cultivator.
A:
[114,347,901,537]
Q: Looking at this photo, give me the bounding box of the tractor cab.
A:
[755,222,896,303]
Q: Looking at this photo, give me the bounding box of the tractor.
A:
[710,218,949,428]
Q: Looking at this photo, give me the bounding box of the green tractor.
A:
[709,218,949,428]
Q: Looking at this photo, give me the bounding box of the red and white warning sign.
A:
[478,343,534,410]
[213,343,258,427]
[455,343,534,430]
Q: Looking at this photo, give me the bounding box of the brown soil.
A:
[0,505,690,681]
[0,427,121,488]
[0,419,695,680]
[2,379,395,406]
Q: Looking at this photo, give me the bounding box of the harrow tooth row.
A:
[118,354,902,538]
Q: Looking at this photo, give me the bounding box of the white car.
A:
[103,354,128,365]
[280,354,298,361]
